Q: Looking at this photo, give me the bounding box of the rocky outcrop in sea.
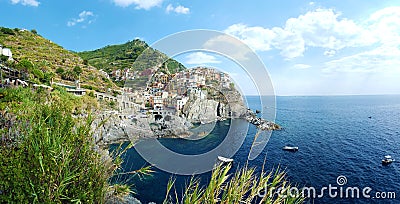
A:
[245,109,281,131]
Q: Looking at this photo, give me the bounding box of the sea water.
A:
[112,95,400,203]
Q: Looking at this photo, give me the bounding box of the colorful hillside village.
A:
[122,67,234,116]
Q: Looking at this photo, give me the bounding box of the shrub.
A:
[164,163,304,204]
[73,66,82,76]
[88,90,95,98]
[0,27,15,35]
[0,55,8,63]
[55,67,65,74]
[0,88,110,203]
[109,101,116,108]
[32,68,44,79]
[16,59,34,72]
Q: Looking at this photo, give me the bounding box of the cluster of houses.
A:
[121,67,233,117]
[109,68,138,81]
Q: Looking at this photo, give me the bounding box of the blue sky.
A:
[1,0,400,95]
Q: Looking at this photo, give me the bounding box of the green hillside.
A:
[0,27,117,92]
[78,39,185,87]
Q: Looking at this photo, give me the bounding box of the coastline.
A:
[93,108,281,146]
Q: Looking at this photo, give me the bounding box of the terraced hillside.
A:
[78,39,185,88]
[0,27,117,92]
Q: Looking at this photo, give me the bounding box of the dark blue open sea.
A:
[112,95,400,203]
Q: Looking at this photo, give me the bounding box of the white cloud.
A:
[225,6,400,75]
[321,7,400,74]
[293,64,312,69]
[11,0,39,7]
[185,52,221,65]
[323,45,400,74]
[67,11,95,27]
[166,4,190,14]
[324,49,336,57]
[224,24,277,51]
[366,7,400,45]
[225,8,377,59]
[166,4,173,13]
[113,0,163,10]
[203,34,251,61]
[285,9,373,49]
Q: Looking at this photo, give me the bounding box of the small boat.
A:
[218,156,234,163]
[382,155,394,165]
[282,146,299,152]
[255,110,261,114]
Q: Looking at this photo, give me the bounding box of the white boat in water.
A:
[382,155,394,165]
[218,156,234,163]
[282,146,299,152]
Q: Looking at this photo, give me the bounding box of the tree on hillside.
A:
[61,70,77,81]
[0,27,15,35]
[55,67,65,75]
[32,68,44,80]
[73,66,82,76]
[0,55,8,63]
[16,59,34,72]
[43,72,55,85]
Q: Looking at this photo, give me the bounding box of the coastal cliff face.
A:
[92,112,193,146]
[182,98,220,123]
[223,88,248,118]
[92,113,151,145]
[182,89,247,124]
[148,113,193,138]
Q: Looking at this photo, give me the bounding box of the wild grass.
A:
[163,162,304,204]
[0,87,110,203]
[0,87,151,203]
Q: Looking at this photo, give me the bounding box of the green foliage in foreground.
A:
[0,87,110,203]
[164,163,304,204]
[0,87,154,203]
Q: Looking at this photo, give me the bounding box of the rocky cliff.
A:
[92,112,193,146]
[182,98,220,123]
[182,88,247,124]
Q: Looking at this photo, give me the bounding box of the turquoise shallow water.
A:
[111,95,400,203]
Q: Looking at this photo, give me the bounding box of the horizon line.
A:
[244,93,400,97]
